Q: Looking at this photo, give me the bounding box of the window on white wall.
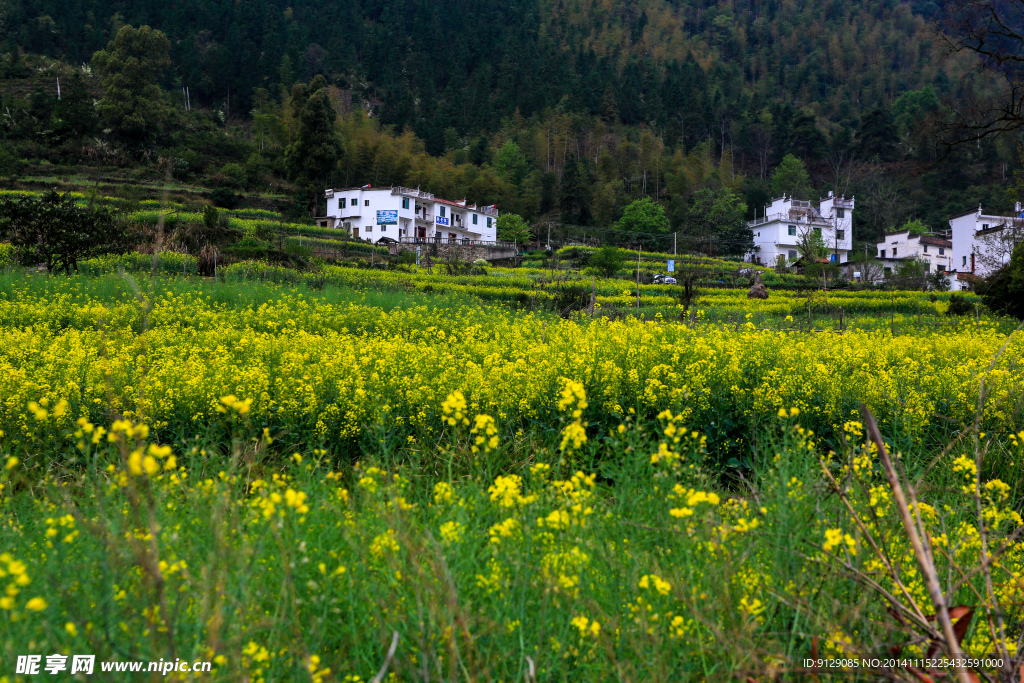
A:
[837,230,845,240]
[788,225,796,236]
[836,208,845,218]
[487,217,492,228]
[339,198,345,209]
[365,200,370,207]
[473,214,478,225]
[402,197,410,209]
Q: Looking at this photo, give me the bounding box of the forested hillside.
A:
[3,0,959,146]
[0,0,1016,250]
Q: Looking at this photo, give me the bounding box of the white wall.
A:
[949,211,977,277]
[324,189,499,241]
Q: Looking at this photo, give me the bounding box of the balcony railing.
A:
[399,236,516,248]
[749,211,832,227]
[393,186,434,200]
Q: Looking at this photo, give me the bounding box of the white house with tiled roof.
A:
[947,203,1023,290]
[747,192,854,265]
[319,186,498,243]
[875,230,952,278]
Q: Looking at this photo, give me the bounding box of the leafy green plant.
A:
[588,244,626,278]
[0,190,129,274]
[946,293,974,316]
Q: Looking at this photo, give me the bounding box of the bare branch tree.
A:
[860,176,912,234]
[937,1,1024,145]
[750,124,773,181]
[822,147,858,198]
[974,214,1024,272]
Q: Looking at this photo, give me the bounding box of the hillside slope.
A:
[3,0,957,146]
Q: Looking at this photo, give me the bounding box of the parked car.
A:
[653,274,677,284]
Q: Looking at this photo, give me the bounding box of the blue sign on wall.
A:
[435,216,450,226]
[377,210,398,225]
[667,259,675,272]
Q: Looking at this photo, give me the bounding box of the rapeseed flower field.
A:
[0,270,1022,679]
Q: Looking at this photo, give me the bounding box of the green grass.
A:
[1,391,1020,679]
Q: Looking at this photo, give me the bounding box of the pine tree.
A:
[55,72,97,140]
[769,154,813,198]
[857,108,900,162]
[91,25,172,146]
[559,157,592,225]
[285,75,343,216]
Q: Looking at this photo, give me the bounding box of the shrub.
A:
[946,294,974,316]
[210,188,240,209]
[978,240,1024,320]
[588,245,626,278]
[220,162,246,188]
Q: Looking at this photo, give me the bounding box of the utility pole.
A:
[636,244,642,313]
[674,232,677,255]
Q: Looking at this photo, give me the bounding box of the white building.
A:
[875,231,952,277]
[947,203,1023,290]
[748,192,854,265]
[319,186,499,243]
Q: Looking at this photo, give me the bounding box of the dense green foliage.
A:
[0,190,127,273]
[91,25,172,145]
[0,0,952,138]
[284,75,343,213]
[588,244,628,278]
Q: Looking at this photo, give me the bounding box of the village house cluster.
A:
[319,186,499,244]
[746,195,1022,289]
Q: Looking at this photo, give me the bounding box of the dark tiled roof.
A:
[919,235,952,247]
[434,198,469,208]
[949,208,979,220]
[976,224,1007,236]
